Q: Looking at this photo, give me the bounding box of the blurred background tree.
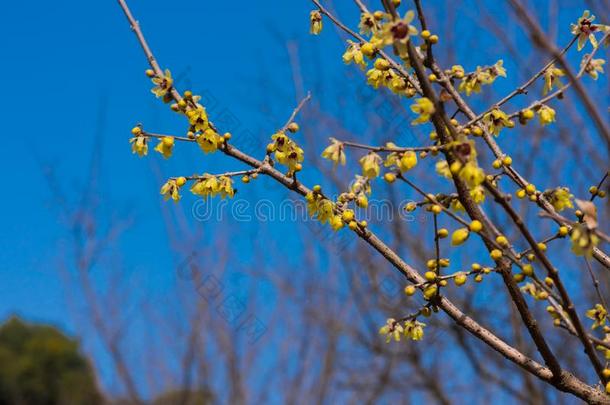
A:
[0,317,102,405]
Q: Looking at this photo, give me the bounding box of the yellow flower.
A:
[307,195,335,226]
[570,10,604,51]
[581,56,605,80]
[457,61,505,96]
[377,10,418,58]
[470,185,486,204]
[483,108,513,136]
[216,176,235,199]
[451,228,470,246]
[387,71,409,94]
[537,105,556,126]
[358,12,377,35]
[435,160,452,179]
[450,65,465,79]
[154,136,174,159]
[459,162,485,188]
[492,60,507,78]
[321,138,346,166]
[151,69,173,102]
[543,65,564,95]
[410,97,435,124]
[403,320,426,341]
[359,152,382,179]
[342,41,367,69]
[330,215,344,231]
[366,67,387,89]
[379,318,404,343]
[398,151,418,172]
[197,129,222,154]
[310,10,323,35]
[186,106,209,132]
[571,224,599,256]
[160,179,181,202]
[190,175,219,198]
[384,148,418,172]
[586,304,607,329]
[269,132,304,175]
[130,135,148,157]
[546,187,573,211]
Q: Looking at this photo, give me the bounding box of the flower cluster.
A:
[457,61,506,96]
[383,146,418,173]
[379,318,426,343]
[305,188,343,231]
[268,131,304,176]
[191,175,235,200]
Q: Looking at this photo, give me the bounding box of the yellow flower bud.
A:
[522,109,534,120]
[454,273,467,286]
[428,34,439,44]
[384,172,396,183]
[558,226,569,237]
[342,210,355,222]
[424,271,437,281]
[361,43,376,58]
[496,235,509,247]
[242,176,250,183]
[176,177,187,187]
[437,228,449,238]
[451,228,470,246]
[374,58,390,71]
[131,126,142,135]
[405,202,417,212]
[516,189,526,199]
[404,285,416,296]
[490,249,503,260]
[421,30,431,39]
[287,122,300,133]
[423,284,438,299]
[469,220,483,232]
[522,264,533,276]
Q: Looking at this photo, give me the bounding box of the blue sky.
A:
[0,0,608,400]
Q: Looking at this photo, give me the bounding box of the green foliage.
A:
[0,316,102,405]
